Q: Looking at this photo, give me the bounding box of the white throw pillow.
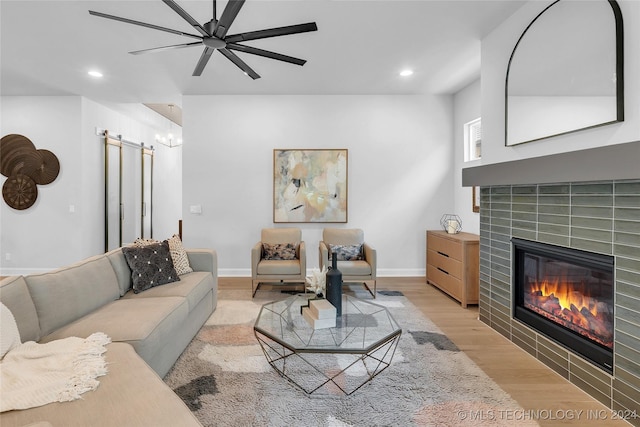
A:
[1,302,22,359]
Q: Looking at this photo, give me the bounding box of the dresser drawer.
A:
[426,230,479,308]
[427,249,462,279]
[427,264,462,299]
[428,233,463,260]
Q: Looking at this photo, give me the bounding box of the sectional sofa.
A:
[0,246,217,427]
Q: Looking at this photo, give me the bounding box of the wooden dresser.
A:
[426,230,480,308]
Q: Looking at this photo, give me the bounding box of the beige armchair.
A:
[319,228,377,297]
[251,228,306,297]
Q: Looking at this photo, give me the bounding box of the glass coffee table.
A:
[254,294,402,395]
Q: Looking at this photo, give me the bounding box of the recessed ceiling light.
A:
[400,69,414,77]
[88,70,103,78]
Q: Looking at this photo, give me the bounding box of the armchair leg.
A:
[252,280,261,298]
[362,280,377,298]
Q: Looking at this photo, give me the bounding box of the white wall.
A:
[0,97,83,272]
[481,0,640,165]
[453,79,481,235]
[182,95,454,276]
[0,96,182,275]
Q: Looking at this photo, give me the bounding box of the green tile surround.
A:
[479,180,640,425]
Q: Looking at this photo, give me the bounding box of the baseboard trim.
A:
[2,267,427,279]
[219,268,426,278]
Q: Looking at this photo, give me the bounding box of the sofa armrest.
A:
[186,249,217,276]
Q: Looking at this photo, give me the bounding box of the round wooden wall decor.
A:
[29,149,60,185]
[2,173,38,210]
[0,134,36,177]
[0,133,60,210]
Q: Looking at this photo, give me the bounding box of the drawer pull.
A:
[437,267,449,275]
[437,251,449,258]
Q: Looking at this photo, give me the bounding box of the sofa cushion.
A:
[40,297,189,365]
[122,271,213,312]
[122,241,180,294]
[25,256,120,337]
[0,276,41,342]
[263,243,297,260]
[0,342,201,427]
[105,248,133,296]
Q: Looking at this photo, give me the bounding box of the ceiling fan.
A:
[89,0,318,79]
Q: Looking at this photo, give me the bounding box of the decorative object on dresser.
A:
[439,213,462,234]
[426,230,479,308]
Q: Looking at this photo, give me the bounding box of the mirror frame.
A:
[505,0,624,146]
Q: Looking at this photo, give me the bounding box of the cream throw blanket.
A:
[0,303,111,412]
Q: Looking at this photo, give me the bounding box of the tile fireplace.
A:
[477,180,639,422]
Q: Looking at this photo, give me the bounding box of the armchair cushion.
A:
[257,260,302,275]
[262,243,298,260]
[329,244,364,261]
[336,260,372,276]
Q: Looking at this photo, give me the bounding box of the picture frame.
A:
[472,186,480,213]
[273,149,348,223]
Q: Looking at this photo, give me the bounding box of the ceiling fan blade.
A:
[192,47,216,76]
[162,0,211,37]
[130,41,203,55]
[89,10,202,40]
[225,22,317,43]
[214,0,245,39]
[226,43,306,66]
[219,48,260,79]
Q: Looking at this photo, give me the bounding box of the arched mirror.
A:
[506,0,623,146]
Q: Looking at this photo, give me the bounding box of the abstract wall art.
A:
[273,149,348,223]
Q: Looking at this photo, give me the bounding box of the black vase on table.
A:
[326,251,343,317]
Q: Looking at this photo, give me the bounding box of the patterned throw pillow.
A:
[263,243,298,260]
[167,234,193,275]
[329,244,364,261]
[122,241,180,293]
[133,235,193,275]
[133,238,158,247]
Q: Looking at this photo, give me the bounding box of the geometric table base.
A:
[255,330,401,395]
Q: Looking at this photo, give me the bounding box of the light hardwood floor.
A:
[221,276,632,427]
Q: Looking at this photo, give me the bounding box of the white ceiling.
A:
[1,0,526,108]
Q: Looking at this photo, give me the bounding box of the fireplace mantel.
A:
[462,140,640,187]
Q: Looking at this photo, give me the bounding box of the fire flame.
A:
[530,279,597,317]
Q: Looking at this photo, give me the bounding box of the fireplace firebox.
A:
[512,238,614,373]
